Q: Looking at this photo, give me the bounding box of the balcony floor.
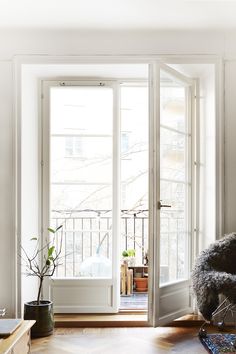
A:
[120,293,148,310]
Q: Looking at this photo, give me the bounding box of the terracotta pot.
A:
[134,277,148,292]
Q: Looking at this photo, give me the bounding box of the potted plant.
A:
[122,249,136,266]
[134,276,148,292]
[21,225,63,338]
[134,263,148,292]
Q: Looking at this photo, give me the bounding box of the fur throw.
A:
[192,233,236,321]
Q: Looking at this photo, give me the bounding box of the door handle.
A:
[158,201,172,209]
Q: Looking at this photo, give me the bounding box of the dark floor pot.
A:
[24,300,54,338]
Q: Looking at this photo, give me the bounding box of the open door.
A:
[42,80,120,313]
[150,62,195,326]
[41,63,195,318]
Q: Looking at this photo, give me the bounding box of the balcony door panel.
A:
[150,63,194,326]
[42,81,119,313]
[50,279,114,313]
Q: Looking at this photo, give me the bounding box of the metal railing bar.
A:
[64,218,67,277]
[142,217,144,262]
[133,215,136,251]
[73,218,75,277]
[55,218,58,277]
[90,218,92,257]
[106,218,109,258]
[81,218,84,261]
[125,218,128,250]
[98,214,101,247]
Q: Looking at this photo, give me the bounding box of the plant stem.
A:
[37,277,43,305]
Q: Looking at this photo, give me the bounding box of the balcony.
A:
[51,209,149,278]
[51,208,186,310]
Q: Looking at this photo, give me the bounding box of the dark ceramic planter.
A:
[24,300,54,338]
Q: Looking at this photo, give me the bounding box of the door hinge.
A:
[41,160,44,166]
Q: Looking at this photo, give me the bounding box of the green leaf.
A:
[48,227,55,234]
[127,249,136,257]
[48,246,55,258]
[56,225,63,232]
[30,237,37,241]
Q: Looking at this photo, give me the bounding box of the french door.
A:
[150,62,195,326]
[42,81,120,313]
[41,62,195,320]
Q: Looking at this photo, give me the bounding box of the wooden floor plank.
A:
[31,326,208,353]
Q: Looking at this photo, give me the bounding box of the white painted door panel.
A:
[42,80,119,313]
[150,62,194,326]
[49,279,115,313]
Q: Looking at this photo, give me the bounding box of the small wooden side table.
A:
[0,320,35,354]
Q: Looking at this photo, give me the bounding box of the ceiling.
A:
[1,0,236,30]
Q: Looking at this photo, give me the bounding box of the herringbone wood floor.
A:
[31,327,207,354]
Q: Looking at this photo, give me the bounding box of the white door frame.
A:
[13,55,223,320]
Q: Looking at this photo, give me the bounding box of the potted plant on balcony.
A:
[122,249,136,266]
[21,225,63,338]
[134,276,148,292]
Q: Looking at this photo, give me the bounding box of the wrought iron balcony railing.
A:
[51,209,149,277]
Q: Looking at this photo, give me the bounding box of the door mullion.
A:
[148,62,161,326]
[112,82,120,312]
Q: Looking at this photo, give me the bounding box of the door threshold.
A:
[118,309,148,314]
[54,313,149,328]
[54,313,203,328]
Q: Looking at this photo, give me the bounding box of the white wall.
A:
[0,29,235,316]
[0,61,15,316]
[224,61,236,234]
[20,66,41,310]
[0,30,226,59]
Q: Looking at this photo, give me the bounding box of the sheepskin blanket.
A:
[192,233,236,321]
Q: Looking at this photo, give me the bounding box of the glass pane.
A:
[51,136,112,184]
[160,129,185,182]
[51,87,112,135]
[160,78,186,133]
[50,86,113,278]
[51,185,112,211]
[160,70,190,285]
[160,181,185,213]
[120,86,149,268]
[160,231,188,284]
